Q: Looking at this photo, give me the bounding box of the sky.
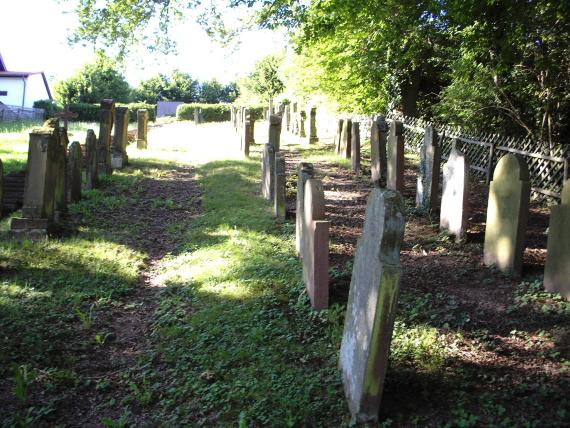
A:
[0,0,288,87]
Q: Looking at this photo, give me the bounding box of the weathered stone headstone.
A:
[54,121,68,222]
[85,129,98,190]
[335,119,344,154]
[370,116,388,187]
[339,188,406,423]
[97,99,115,176]
[111,106,129,169]
[351,122,361,172]
[292,102,299,135]
[416,125,441,211]
[243,114,254,157]
[544,179,570,299]
[274,153,286,220]
[387,120,404,192]
[194,108,204,124]
[440,148,469,242]
[67,141,82,203]
[261,143,275,200]
[137,109,149,149]
[269,114,283,152]
[308,107,318,143]
[10,120,62,238]
[339,119,352,159]
[296,162,315,255]
[483,154,530,275]
[285,105,291,131]
[299,110,307,138]
[302,179,329,310]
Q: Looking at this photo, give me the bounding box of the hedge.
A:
[176,103,231,122]
[33,101,156,123]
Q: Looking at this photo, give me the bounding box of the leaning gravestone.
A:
[387,120,404,192]
[483,154,530,276]
[544,179,570,299]
[67,141,82,203]
[269,114,282,152]
[274,154,286,220]
[302,179,329,310]
[440,147,469,242]
[261,144,275,200]
[85,130,98,190]
[370,116,388,187]
[339,119,352,159]
[339,188,406,423]
[137,109,149,149]
[351,122,361,172]
[296,162,315,255]
[111,106,129,169]
[10,120,62,239]
[416,125,442,211]
[97,99,115,176]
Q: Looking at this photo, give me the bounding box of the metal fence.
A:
[0,104,45,122]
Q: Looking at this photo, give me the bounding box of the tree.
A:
[54,51,132,104]
[245,54,285,107]
[134,71,198,103]
[198,79,225,103]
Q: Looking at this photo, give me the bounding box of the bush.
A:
[117,102,157,122]
[69,103,100,122]
[33,100,62,119]
[176,103,231,122]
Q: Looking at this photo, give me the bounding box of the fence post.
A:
[486,140,496,184]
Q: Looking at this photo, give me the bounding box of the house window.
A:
[0,91,7,96]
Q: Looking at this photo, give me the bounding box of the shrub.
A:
[117,102,157,122]
[69,103,100,122]
[176,103,231,122]
[33,99,62,119]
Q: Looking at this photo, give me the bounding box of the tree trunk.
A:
[401,69,421,118]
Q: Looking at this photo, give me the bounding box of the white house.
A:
[0,53,52,109]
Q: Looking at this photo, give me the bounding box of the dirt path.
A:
[61,164,202,426]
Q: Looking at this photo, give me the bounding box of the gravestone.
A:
[351,121,361,172]
[292,102,299,135]
[544,179,570,299]
[339,188,406,423]
[302,179,329,310]
[307,107,318,143]
[97,99,115,176]
[339,119,352,159]
[54,104,78,129]
[440,148,469,242]
[10,120,63,238]
[483,154,530,276]
[53,121,68,221]
[285,105,291,131]
[274,153,286,220]
[269,114,283,152]
[111,106,129,169]
[387,120,404,192]
[67,141,82,203]
[299,110,307,138]
[243,114,254,157]
[416,125,441,211]
[137,109,149,149]
[296,162,315,255]
[335,119,344,154]
[85,129,98,190]
[261,143,275,200]
[370,116,388,187]
[194,108,203,124]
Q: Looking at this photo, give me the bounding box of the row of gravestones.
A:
[335,116,569,299]
[231,106,255,157]
[283,103,319,144]
[7,101,150,239]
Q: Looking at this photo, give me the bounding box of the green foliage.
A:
[134,71,198,104]
[176,103,231,122]
[33,99,62,119]
[54,51,131,104]
[68,102,100,122]
[198,79,238,103]
[117,102,157,122]
[244,54,285,104]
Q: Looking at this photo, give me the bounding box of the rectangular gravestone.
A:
[308,107,318,144]
[85,129,98,190]
[67,141,82,203]
[10,120,62,238]
[387,120,404,192]
[285,105,291,131]
[261,143,275,200]
[335,119,344,154]
[137,109,148,149]
[440,147,469,242]
[483,154,530,276]
[339,188,406,423]
[351,121,361,172]
[296,162,315,256]
[269,114,282,151]
[544,179,570,299]
[339,119,352,159]
[299,109,307,139]
[274,153,286,220]
[416,125,441,211]
[111,106,129,169]
[292,102,298,135]
[54,124,69,221]
[97,99,115,176]
[370,116,388,187]
[302,179,329,310]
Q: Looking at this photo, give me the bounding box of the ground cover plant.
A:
[0,121,568,427]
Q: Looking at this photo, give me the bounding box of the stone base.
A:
[111,153,126,169]
[10,217,49,240]
[137,139,147,149]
